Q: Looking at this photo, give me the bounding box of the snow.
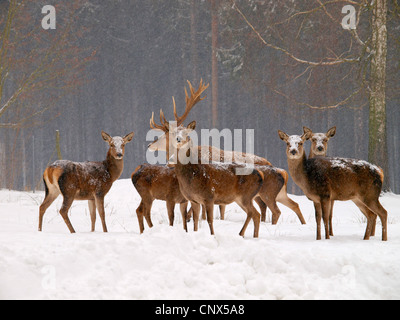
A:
[329,157,382,173]
[1,179,400,300]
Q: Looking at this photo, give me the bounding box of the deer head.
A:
[278,130,312,160]
[303,126,336,157]
[102,131,134,160]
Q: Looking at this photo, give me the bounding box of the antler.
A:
[149,110,169,131]
[174,79,209,126]
[149,79,209,131]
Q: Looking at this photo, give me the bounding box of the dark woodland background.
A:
[0,0,399,194]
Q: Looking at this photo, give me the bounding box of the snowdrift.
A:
[0,179,399,299]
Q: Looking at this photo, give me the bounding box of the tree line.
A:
[0,0,399,193]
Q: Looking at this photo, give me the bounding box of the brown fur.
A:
[148,80,305,226]
[304,126,336,236]
[38,131,134,233]
[131,164,188,233]
[150,126,305,225]
[192,141,305,225]
[303,126,336,158]
[174,147,264,237]
[279,130,388,241]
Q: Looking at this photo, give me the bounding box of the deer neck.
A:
[104,150,124,182]
[174,144,198,174]
[287,152,309,192]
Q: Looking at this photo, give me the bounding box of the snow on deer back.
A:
[38,131,134,233]
[278,130,387,241]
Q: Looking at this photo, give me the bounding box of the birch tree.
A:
[229,0,393,190]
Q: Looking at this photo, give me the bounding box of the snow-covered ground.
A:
[0,179,399,300]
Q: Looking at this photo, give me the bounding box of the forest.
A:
[0,0,399,194]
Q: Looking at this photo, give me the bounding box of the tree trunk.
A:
[368,0,389,191]
[211,0,219,127]
[190,0,199,83]
[56,130,62,160]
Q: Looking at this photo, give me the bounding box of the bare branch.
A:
[231,0,360,66]
[315,0,370,51]
[272,87,362,110]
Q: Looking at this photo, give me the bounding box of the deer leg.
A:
[59,196,76,234]
[38,189,59,232]
[166,200,175,227]
[254,196,267,222]
[88,200,96,232]
[94,196,108,233]
[321,199,331,239]
[219,205,226,220]
[364,199,388,241]
[329,200,334,236]
[250,205,261,238]
[179,202,188,232]
[352,199,375,240]
[314,202,322,240]
[144,201,154,229]
[136,200,145,234]
[201,204,206,220]
[370,214,377,237]
[239,214,252,238]
[205,203,215,235]
[186,207,193,222]
[237,201,259,238]
[190,202,201,232]
[267,200,281,225]
[276,190,306,224]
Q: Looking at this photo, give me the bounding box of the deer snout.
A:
[317,146,324,152]
[290,149,297,155]
[116,152,123,158]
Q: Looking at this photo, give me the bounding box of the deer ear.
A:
[101,131,112,143]
[326,126,336,138]
[187,121,196,130]
[123,132,135,143]
[302,130,312,141]
[303,126,312,135]
[278,130,289,141]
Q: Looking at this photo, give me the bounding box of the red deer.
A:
[38,131,134,233]
[278,130,387,241]
[303,126,336,158]
[168,122,264,238]
[303,126,336,236]
[131,164,188,233]
[148,80,305,225]
[149,81,286,237]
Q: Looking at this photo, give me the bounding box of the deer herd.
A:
[38,80,388,241]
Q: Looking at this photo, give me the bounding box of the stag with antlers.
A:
[149,81,263,237]
[148,80,306,226]
[148,80,304,237]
